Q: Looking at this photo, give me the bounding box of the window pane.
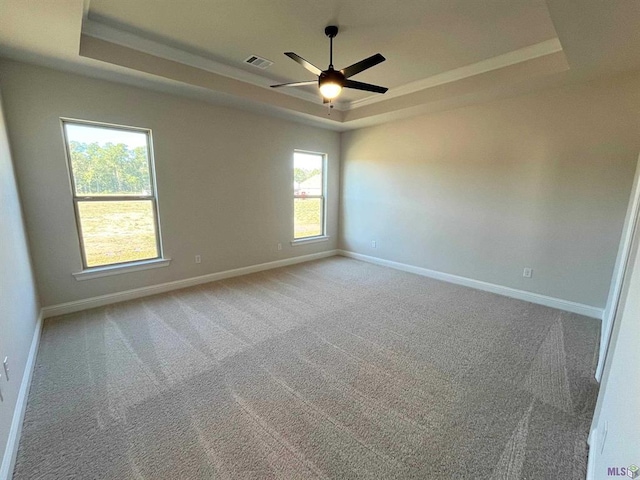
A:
[294,198,322,239]
[294,152,323,196]
[65,123,151,196]
[77,200,159,267]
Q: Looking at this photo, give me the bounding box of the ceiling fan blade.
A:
[284,52,323,75]
[343,79,388,94]
[341,53,385,78]
[271,81,317,88]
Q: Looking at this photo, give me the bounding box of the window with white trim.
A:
[62,119,163,269]
[293,151,326,240]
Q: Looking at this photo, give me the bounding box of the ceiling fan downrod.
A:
[325,25,338,69]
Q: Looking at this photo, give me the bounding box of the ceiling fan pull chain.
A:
[327,101,334,116]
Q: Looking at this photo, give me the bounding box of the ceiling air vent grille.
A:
[244,55,273,69]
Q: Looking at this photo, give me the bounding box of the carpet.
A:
[13,257,600,479]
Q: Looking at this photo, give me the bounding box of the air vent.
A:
[244,55,273,69]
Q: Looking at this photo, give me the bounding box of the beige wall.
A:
[3,57,639,311]
[340,73,640,307]
[0,60,340,307]
[0,85,39,474]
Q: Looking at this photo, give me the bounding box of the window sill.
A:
[73,258,171,281]
[290,235,330,246]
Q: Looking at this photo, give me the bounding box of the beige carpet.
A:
[14,257,600,479]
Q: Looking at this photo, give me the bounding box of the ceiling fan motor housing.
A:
[319,68,345,87]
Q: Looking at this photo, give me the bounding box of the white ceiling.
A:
[1,1,639,130]
[85,0,558,102]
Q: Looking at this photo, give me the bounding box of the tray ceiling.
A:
[1,1,639,130]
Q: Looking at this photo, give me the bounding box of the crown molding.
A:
[82,18,327,107]
[81,19,562,115]
[346,38,563,110]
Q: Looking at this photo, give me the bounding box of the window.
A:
[62,119,163,270]
[293,151,326,240]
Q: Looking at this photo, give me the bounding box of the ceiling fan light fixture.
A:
[319,81,342,99]
[270,25,388,102]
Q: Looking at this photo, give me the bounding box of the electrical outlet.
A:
[277,243,282,251]
[195,255,201,264]
[3,357,8,381]
[523,267,533,278]
[371,240,377,248]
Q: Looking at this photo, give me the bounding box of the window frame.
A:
[61,118,166,273]
[292,150,328,244]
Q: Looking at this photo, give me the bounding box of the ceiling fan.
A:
[270,25,388,102]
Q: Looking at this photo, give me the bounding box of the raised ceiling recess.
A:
[4,1,640,129]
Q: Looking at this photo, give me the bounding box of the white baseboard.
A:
[0,311,43,480]
[339,250,603,319]
[42,250,338,318]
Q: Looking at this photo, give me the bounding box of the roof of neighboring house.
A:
[299,174,322,190]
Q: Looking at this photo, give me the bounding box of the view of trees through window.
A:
[294,151,325,239]
[69,141,151,195]
[294,166,321,187]
[64,122,160,268]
